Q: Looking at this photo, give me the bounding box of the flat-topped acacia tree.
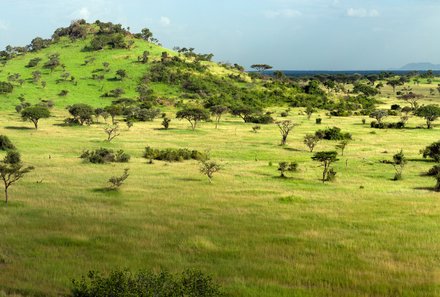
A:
[250,64,273,74]
[312,151,339,183]
[176,107,210,130]
[414,105,440,129]
[21,106,50,129]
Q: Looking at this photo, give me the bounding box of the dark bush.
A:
[143,146,206,162]
[26,57,42,68]
[244,114,274,124]
[0,82,14,94]
[0,135,15,151]
[421,141,440,162]
[80,148,130,164]
[315,127,352,140]
[370,121,405,129]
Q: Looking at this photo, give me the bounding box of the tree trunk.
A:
[281,135,287,145]
[427,120,432,129]
[33,120,38,129]
[4,188,8,205]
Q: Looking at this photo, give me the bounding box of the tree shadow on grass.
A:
[176,177,202,182]
[4,126,33,130]
[153,128,177,131]
[413,187,439,192]
[92,187,121,195]
[272,176,304,181]
[283,147,303,152]
[407,158,435,163]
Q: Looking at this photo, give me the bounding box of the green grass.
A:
[0,104,439,297]
[0,35,440,297]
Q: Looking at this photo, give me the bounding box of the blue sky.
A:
[1,0,439,70]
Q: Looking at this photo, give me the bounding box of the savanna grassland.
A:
[0,21,439,297]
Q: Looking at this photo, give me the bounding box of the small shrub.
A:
[59,89,69,96]
[278,162,298,178]
[108,168,129,189]
[252,125,261,133]
[315,118,322,124]
[0,135,15,151]
[143,146,206,163]
[161,117,171,129]
[315,127,352,140]
[81,148,130,164]
[200,160,222,183]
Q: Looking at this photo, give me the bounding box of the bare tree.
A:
[276,120,296,145]
[104,124,120,142]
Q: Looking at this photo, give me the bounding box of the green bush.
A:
[0,135,15,151]
[143,146,206,162]
[80,148,130,164]
[71,269,224,297]
[421,141,440,162]
[315,127,352,140]
[0,81,14,94]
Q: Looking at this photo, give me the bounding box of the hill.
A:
[399,62,440,70]
[0,20,289,114]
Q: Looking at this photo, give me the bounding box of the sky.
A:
[0,0,440,70]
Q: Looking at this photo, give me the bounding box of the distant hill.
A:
[399,62,440,70]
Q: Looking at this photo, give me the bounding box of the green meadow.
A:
[0,25,439,297]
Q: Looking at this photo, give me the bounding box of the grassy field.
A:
[0,97,439,296]
[0,30,439,297]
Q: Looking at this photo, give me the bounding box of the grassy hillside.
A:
[0,21,439,297]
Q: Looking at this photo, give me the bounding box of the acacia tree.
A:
[210,105,229,129]
[199,160,221,183]
[305,106,315,120]
[21,106,50,129]
[421,141,440,162]
[399,93,423,110]
[303,134,320,152]
[392,150,407,180]
[311,151,339,183]
[0,151,34,204]
[250,64,273,74]
[104,105,122,125]
[104,124,120,142]
[336,139,350,156]
[414,105,440,129]
[387,78,403,94]
[176,107,210,130]
[68,104,94,125]
[108,168,129,189]
[276,120,295,145]
[369,110,388,125]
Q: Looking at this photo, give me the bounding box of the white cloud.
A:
[264,9,302,18]
[159,16,171,27]
[347,8,379,18]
